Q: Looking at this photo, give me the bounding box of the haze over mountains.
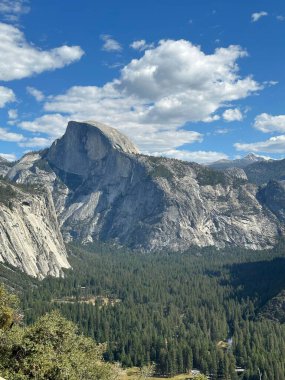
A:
[208,153,269,170]
[1,120,285,278]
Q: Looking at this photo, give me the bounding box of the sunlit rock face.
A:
[7,120,285,252]
[0,180,70,279]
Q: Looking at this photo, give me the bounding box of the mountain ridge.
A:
[6,120,285,253]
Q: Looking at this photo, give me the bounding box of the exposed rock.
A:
[257,180,285,223]
[244,158,285,185]
[0,179,70,278]
[6,120,285,252]
[0,156,13,177]
[209,153,268,170]
[47,120,139,176]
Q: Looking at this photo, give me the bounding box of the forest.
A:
[1,241,285,379]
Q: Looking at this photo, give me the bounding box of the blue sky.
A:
[0,0,285,163]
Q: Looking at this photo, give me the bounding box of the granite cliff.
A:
[0,179,70,278]
[6,120,285,252]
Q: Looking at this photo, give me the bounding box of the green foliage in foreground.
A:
[0,285,118,380]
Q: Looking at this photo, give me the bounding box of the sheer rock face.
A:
[47,121,139,176]
[0,180,70,278]
[0,156,12,177]
[257,180,285,224]
[7,120,285,252]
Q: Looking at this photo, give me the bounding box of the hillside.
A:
[6,120,285,252]
[0,179,70,278]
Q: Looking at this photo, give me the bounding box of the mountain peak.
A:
[68,120,139,155]
[244,153,263,161]
[47,120,139,175]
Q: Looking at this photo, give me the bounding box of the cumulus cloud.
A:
[119,41,260,124]
[101,34,122,52]
[18,113,69,138]
[18,136,52,148]
[0,126,24,141]
[0,85,15,107]
[26,86,45,101]
[235,135,285,154]
[223,108,243,122]
[253,113,285,133]
[0,152,16,161]
[0,22,84,81]
[0,0,30,21]
[130,39,154,51]
[251,11,268,22]
[151,149,228,164]
[19,39,262,158]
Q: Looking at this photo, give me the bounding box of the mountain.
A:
[0,156,13,177]
[209,153,268,170]
[257,180,285,223]
[0,179,70,278]
[6,120,285,252]
[244,158,285,185]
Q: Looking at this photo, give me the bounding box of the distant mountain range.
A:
[1,120,285,277]
[208,153,269,170]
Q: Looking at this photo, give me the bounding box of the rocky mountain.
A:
[6,120,285,252]
[257,180,285,223]
[0,156,13,177]
[244,158,285,185]
[0,179,70,278]
[209,153,268,170]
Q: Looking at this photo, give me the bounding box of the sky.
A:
[0,0,285,164]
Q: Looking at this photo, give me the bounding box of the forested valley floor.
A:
[1,241,285,379]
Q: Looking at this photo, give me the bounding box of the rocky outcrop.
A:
[0,156,13,177]
[244,158,285,185]
[6,120,285,252]
[0,180,70,278]
[257,180,285,223]
[209,153,268,171]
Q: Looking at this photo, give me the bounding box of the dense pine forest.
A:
[1,241,285,379]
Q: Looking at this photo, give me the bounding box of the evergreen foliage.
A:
[0,285,119,379]
[18,241,285,379]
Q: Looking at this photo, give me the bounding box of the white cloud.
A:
[0,152,16,161]
[20,39,262,157]
[18,136,52,148]
[0,22,84,81]
[253,113,285,133]
[8,108,17,119]
[0,0,30,21]
[151,149,228,164]
[203,115,220,123]
[0,85,15,107]
[223,108,243,122]
[0,126,24,141]
[119,40,260,123]
[26,86,44,101]
[101,34,122,52]
[130,39,154,51]
[235,135,285,154]
[276,15,285,21]
[18,113,69,138]
[251,11,268,22]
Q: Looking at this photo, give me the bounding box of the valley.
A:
[1,1,285,378]
[13,240,285,380]
[1,121,285,379]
